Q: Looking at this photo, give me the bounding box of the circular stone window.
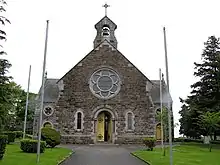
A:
[89,68,120,99]
[43,106,54,116]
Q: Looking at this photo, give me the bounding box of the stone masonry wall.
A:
[54,44,155,144]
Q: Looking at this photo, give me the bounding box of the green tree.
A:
[0,0,11,133]
[199,112,220,152]
[179,36,220,138]
[156,107,168,156]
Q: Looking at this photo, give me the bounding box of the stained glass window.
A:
[89,68,120,99]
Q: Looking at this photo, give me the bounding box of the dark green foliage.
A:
[211,140,220,144]
[41,127,61,148]
[20,139,46,153]
[0,0,11,133]
[3,131,15,144]
[24,134,33,139]
[174,137,203,143]
[14,131,23,138]
[0,135,7,159]
[143,137,156,151]
[179,36,220,138]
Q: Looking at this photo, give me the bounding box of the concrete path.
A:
[61,145,148,165]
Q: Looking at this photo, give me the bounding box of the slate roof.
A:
[36,78,59,103]
[149,80,172,104]
[36,78,172,106]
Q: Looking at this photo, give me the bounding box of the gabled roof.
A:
[58,39,153,84]
[95,16,117,29]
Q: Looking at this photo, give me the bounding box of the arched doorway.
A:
[156,123,162,140]
[96,111,112,142]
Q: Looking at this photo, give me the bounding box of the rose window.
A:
[43,106,54,116]
[89,68,120,99]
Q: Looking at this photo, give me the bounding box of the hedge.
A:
[14,131,23,138]
[20,139,46,153]
[3,131,16,144]
[0,135,8,160]
[41,127,61,148]
[174,138,220,144]
[25,134,33,139]
[143,137,156,151]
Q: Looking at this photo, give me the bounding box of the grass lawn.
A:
[0,143,72,165]
[132,143,220,165]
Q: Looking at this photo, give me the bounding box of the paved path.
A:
[61,145,148,165]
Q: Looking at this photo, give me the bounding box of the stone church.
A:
[33,10,172,144]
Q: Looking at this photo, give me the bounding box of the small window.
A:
[77,112,82,129]
[43,106,54,116]
[127,112,133,130]
[156,108,161,114]
[102,26,110,37]
[43,122,52,128]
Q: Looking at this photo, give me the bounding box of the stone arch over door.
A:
[92,105,118,143]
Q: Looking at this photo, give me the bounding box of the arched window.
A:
[126,111,134,131]
[102,25,110,37]
[77,112,82,130]
[156,108,161,115]
[43,121,53,128]
[127,112,132,130]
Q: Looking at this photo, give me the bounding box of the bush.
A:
[211,140,220,144]
[25,134,33,139]
[3,131,16,144]
[143,137,156,151]
[41,127,60,148]
[174,137,203,143]
[20,139,46,153]
[14,131,23,138]
[0,135,8,160]
[174,137,186,142]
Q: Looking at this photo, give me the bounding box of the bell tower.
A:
[93,3,118,48]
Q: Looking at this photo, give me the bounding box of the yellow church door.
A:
[156,124,161,140]
[96,111,112,142]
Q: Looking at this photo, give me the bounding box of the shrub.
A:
[211,140,220,144]
[174,137,186,142]
[143,137,156,151]
[3,131,16,144]
[41,127,60,148]
[25,134,33,139]
[14,131,23,138]
[0,135,8,160]
[20,139,46,153]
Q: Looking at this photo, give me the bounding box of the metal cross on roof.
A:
[103,3,110,16]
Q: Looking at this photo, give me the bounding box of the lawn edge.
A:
[57,149,75,165]
[130,152,151,165]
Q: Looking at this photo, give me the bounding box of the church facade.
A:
[33,14,172,144]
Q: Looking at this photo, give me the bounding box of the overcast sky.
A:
[4,0,220,137]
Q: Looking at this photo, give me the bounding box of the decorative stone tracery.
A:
[89,68,121,99]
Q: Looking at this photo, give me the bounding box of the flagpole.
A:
[37,20,49,163]
[159,68,164,151]
[163,27,173,165]
[23,65,31,139]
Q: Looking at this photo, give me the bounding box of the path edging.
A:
[130,152,151,165]
[57,149,75,165]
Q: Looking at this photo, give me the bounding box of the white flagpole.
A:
[37,20,49,163]
[159,68,164,150]
[163,27,173,165]
[23,65,31,139]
